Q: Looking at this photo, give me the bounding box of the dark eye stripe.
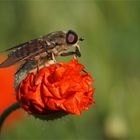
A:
[66,30,78,44]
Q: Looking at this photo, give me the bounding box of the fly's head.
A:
[65,30,83,57]
[48,30,83,57]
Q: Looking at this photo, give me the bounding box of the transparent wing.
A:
[0,39,36,53]
[0,39,46,68]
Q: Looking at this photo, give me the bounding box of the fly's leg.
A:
[42,53,56,67]
[33,58,41,85]
[60,51,76,57]
[82,69,87,73]
[75,45,81,57]
[60,47,81,58]
[36,59,40,73]
[60,51,79,60]
[51,52,56,63]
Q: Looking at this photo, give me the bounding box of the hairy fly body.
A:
[0,30,82,70]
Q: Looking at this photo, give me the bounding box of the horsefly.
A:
[0,30,83,72]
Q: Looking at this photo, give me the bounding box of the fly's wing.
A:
[0,31,66,68]
[0,53,21,68]
[0,39,46,68]
[0,38,37,53]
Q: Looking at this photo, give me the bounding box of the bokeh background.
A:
[0,0,140,139]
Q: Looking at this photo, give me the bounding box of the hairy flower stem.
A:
[0,102,20,133]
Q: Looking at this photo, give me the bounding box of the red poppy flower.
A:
[17,58,95,118]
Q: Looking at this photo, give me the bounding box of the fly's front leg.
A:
[75,46,81,57]
[60,51,76,57]
[60,48,81,58]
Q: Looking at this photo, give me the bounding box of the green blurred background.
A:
[0,0,140,139]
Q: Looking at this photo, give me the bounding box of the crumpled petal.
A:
[17,58,95,116]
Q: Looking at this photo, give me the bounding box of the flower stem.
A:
[0,102,20,133]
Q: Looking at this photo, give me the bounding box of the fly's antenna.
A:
[79,37,84,42]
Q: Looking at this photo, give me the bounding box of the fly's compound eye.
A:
[66,30,78,44]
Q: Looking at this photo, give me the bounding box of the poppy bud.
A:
[16,58,95,120]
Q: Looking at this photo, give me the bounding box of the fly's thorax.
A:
[46,45,65,56]
[43,31,66,46]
